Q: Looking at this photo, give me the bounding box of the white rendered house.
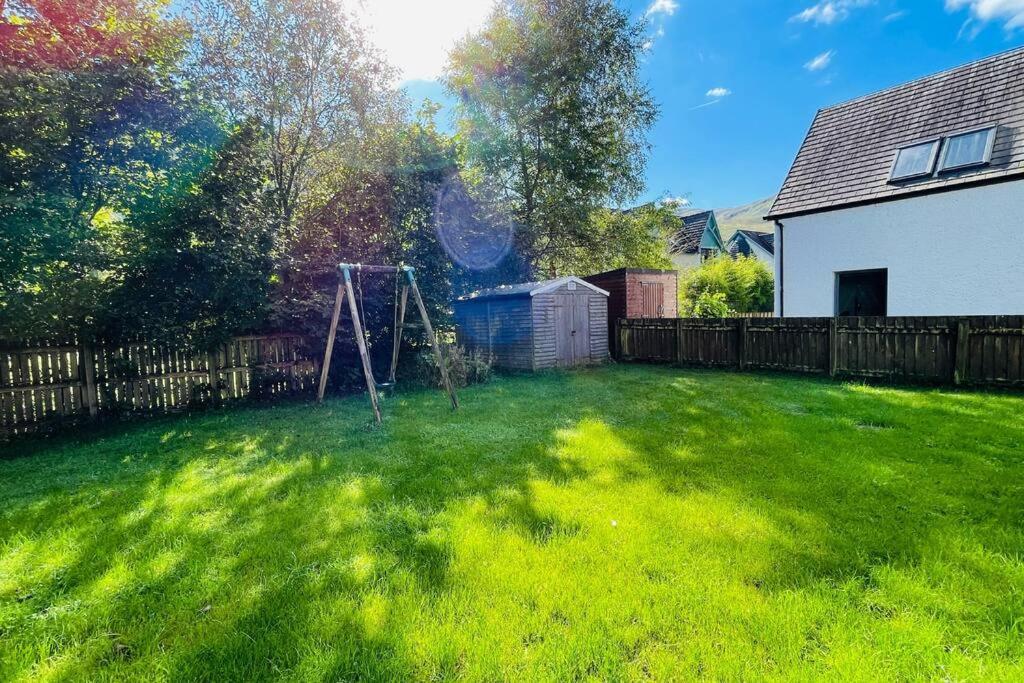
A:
[766,47,1024,317]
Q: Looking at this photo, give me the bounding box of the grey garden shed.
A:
[453,277,610,370]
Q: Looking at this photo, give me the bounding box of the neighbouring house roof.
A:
[766,47,1024,220]
[669,210,724,254]
[455,276,609,302]
[728,230,775,258]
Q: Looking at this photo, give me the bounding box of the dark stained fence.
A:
[616,316,1024,389]
[1,334,317,438]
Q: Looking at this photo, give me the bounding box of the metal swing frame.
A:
[316,263,458,423]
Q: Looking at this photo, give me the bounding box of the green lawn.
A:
[2,366,1023,681]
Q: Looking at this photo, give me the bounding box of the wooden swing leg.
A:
[408,277,459,410]
[317,283,345,404]
[388,285,408,384]
[343,269,383,424]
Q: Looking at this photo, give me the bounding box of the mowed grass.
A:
[1,366,1023,681]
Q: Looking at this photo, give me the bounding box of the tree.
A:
[562,203,675,276]
[0,0,207,339]
[0,0,181,70]
[679,255,774,317]
[269,103,468,389]
[446,0,657,277]
[110,120,277,349]
[190,0,398,228]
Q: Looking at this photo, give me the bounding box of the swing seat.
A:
[375,381,395,390]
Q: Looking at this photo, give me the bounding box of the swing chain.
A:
[354,266,398,391]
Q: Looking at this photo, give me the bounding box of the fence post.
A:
[954,319,971,385]
[614,318,622,361]
[676,318,684,365]
[207,350,220,405]
[80,343,99,418]
[829,317,839,377]
[737,318,748,370]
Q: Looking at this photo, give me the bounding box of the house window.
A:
[700,248,718,262]
[889,140,939,181]
[938,127,996,172]
[835,269,887,316]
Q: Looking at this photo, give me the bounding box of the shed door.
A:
[554,294,592,367]
[639,282,664,318]
[572,296,591,363]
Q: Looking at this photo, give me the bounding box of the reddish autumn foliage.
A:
[0,0,181,69]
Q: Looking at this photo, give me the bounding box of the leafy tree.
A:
[270,104,467,389]
[190,0,398,228]
[0,0,181,70]
[110,120,277,349]
[563,203,675,276]
[0,0,207,339]
[680,255,774,317]
[446,0,657,277]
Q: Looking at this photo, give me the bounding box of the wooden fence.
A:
[615,316,1024,389]
[1,334,318,438]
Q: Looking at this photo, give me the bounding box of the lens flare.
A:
[433,174,515,271]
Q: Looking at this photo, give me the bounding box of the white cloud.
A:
[705,87,732,98]
[946,0,1024,31]
[804,49,835,71]
[642,2,676,52]
[883,10,908,22]
[645,0,679,17]
[344,0,494,82]
[791,0,874,26]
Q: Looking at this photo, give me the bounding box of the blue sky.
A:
[395,0,1024,210]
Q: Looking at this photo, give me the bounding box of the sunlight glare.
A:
[344,0,494,82]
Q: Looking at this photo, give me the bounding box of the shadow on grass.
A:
[0,374,597,679]
[1,365,1022,678]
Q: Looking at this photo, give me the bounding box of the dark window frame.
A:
[937,124,997,173]
[888,138,941,182]
[834,268,888,317]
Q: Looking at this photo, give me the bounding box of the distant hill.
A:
[713,197,775,239]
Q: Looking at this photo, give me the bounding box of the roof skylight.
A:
[889,140,940,181]
[938,126,996,172]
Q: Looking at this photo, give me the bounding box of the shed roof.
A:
[585,267,678,278]
[456,276,609,302]
[766,47,1024,220]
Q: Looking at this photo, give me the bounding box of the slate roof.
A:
[728,230,775,257]
[455,276,608,302]
[767,47,1024,220]
[669,210,713,254]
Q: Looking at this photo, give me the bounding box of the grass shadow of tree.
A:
[0,372,599,679]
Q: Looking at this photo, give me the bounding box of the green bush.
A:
[680,255,774,317]
[690,291,731,318]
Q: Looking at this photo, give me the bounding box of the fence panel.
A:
[618,319,676,363]
[1,334,317,438]
[615,316,1024,390]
